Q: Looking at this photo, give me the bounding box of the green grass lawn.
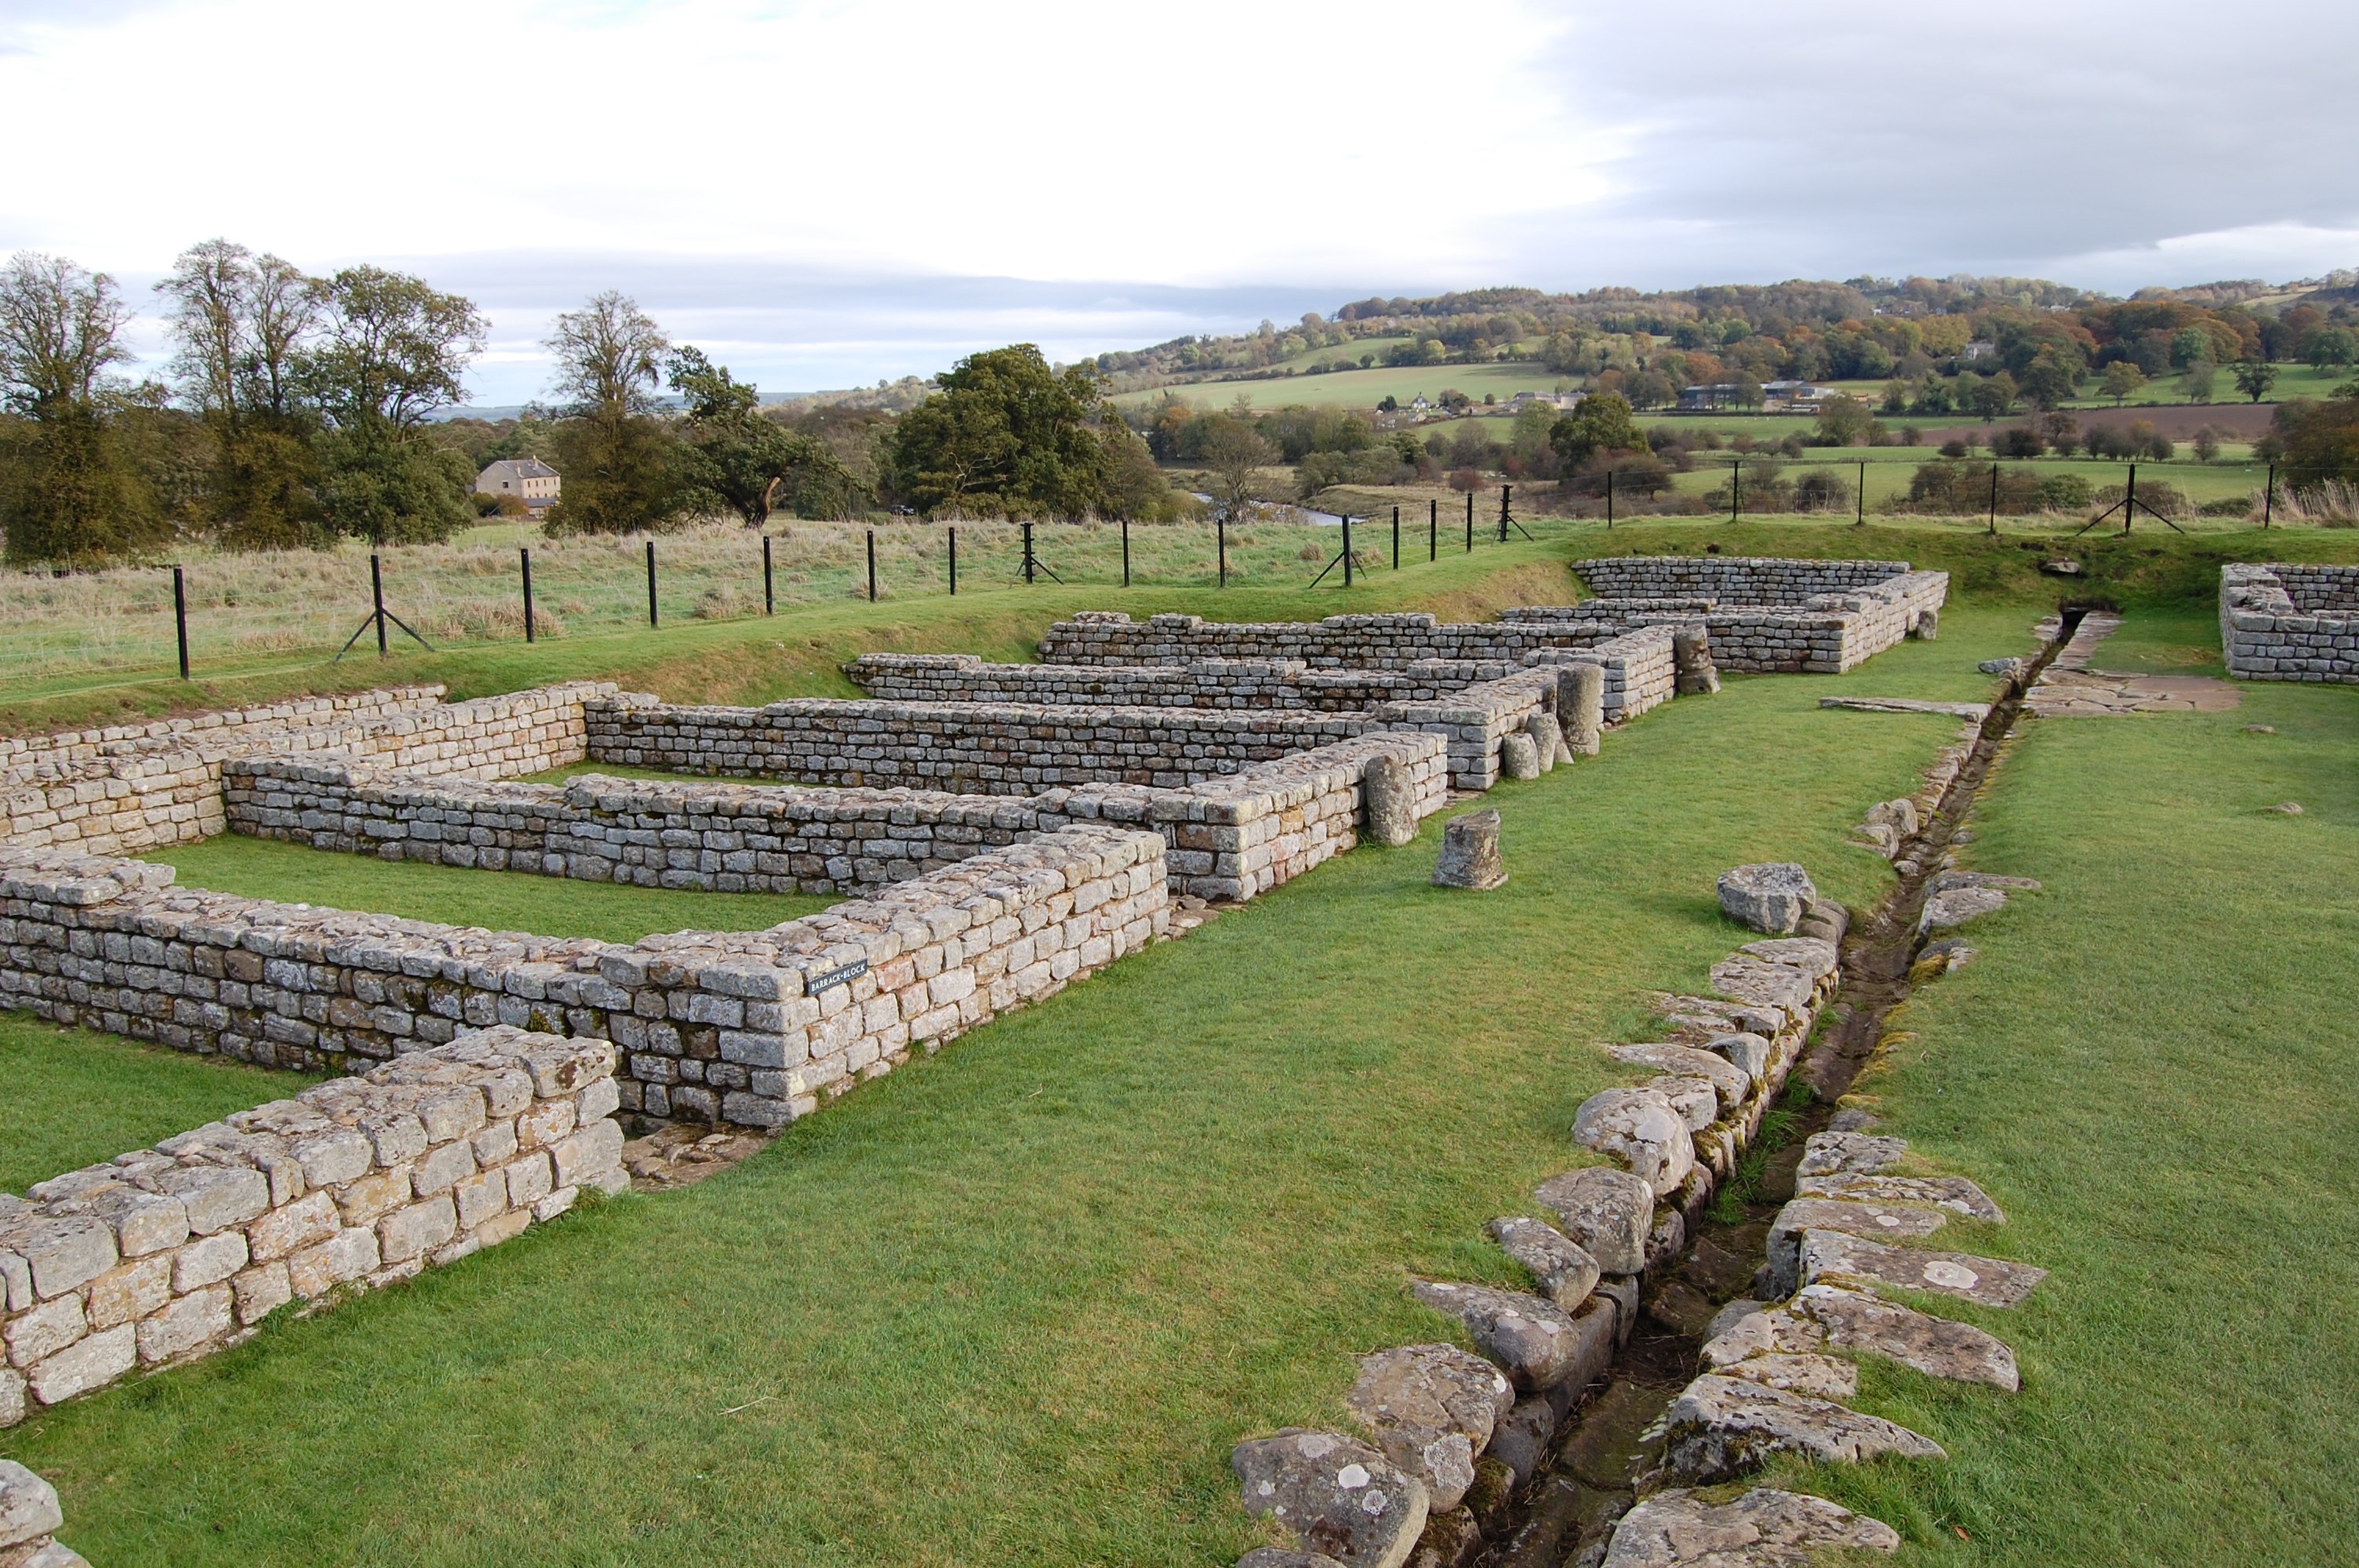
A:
[0,611,2019,1567]
[1754,642,2359,1566]
[0,1018,318,1195]
[143,835,838,942]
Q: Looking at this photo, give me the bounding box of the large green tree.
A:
[543,292,680,533]
[886,344,1109,518]
[156,238,325,549]
[1547,391,1643,468]
[299,266,485,544]
[0,252,166,565]
[667,346,859,524]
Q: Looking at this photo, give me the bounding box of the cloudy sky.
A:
[4,0,2354,405]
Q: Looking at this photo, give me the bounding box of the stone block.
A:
[136,1283,234,1365]
[27,1324,134,1405]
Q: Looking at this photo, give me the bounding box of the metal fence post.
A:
[1465,490,1474,552]
[2264,463,2274,528]
[1606,467,1614,528]
[1856,460,1866,525]
[949,526,958,595]
[1218,516,1227,586]
[1391,505,1400,569]
[1343,514,1354,587]
[172,564,190,679]
[1730,459,1740,521]
[520,547,535,643]
[1988,463,1999,535]
[867,529,878,601]
[1121,517,1131,586]
[762,534,774,614]
[372,554,389,655]
[1428,498,1437,561]
[1023,521,1036,585]
[645,540,658,627]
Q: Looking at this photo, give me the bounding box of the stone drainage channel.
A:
[1464,614,2080,1568]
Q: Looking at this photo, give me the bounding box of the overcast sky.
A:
[4,0,2354,404]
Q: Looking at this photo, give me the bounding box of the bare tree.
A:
[547,291,668,421]
[543,292,678,533]
[0,252,133,412]
[1199,416,1275,511]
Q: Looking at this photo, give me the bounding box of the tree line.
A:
[0,245,1201,569]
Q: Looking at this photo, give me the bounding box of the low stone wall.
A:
[224,729,1452,905]
[1527,565,1950,674]
[1,827,1166,1130]
[1525,624,1681,724]
[2220,563,2359,684]
[1,1025,620,1429]
[1034,609,1622,670]
[583,694,1378,793]
[1567,555,1910,601]
[2,684,612,856]
[843,652,1531,710]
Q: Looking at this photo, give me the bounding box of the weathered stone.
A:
[1648,1076,1721,1133]
[1663,1375,1944,1483]
[1826,1107,1879,1133]
[1363,754,1419,848]
[1532,1168,1653,1276]
[136,1283,234,1366]
[1232,1428,1430,1568]
[154,1166,271,1236]
[1525,715,1563,774]
[1699,1306,1826,1369]
[1798,1231,2046,1308]
[1407,1504,1483,1568]
[1919,884,2008,933]
[1716,864,1816,936]
[1485,1217,1601,1310]
[1237,1552,1347,1568]
[1703,1297,1768,1343]
[1795,1173,2003,1222]
[1409,1281,1597,1393]
[1703,1033,1772,1086]
[1793,897,1848,945]
[1672,628,1720,695]
[27,1324,135,1406]
[1485,1396,1557,1487]
[1765,1200,1946,1296]
[1794,1132,1907,1179]
[5,1296,86,1370]
[1558,665,1603,757]
[1432,811,1506,891]
[1737,937,1838,982]
[1609,1046,1749,1111]
[0,1459,65,1551]
[1602,1486,1899,1566]
[1713,1352,1859,1400]
[1561,1378,1674,1492]
[1347,1344,1514,1511]
[1498,733,1543,781]
[1572,1088,1696,1197]
[1705,958,1813,1022]
[1788,1284,2019,1392]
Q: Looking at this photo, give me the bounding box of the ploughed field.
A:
[0,603,2009,1566]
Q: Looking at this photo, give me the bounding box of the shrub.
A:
[1794,469,1855,513]
[2039,474,2092,510]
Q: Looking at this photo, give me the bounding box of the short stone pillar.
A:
[1674,627,1721,695]
[1361,753,1419,848]
[1433,809,1506,890]
[1557,663,1603,757]
[1527,713,1566,771]
[1499,731,1543,780]
[1911,608,1940,641]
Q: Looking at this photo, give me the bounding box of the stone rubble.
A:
[1430,811,1506,891]
[1232,1428,1430,1568]
[1345,1345,1515,1512]
[1485,1218,1604,1312]
[1601,1486,1899,1566]
[1714,865,1816,937]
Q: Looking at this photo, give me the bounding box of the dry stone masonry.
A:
[2220,564,2359,684]
[2,1025,620,1429]
[0,1460,85,1567]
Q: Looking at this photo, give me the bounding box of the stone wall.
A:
[1,1025,621,1428]
[1,827,1166,1130]
[1515,565,1949,675]
[1565,556,1910,601]
[1034,610,1623,669]
[2,684,612,856]
[223,729,1451,905]
[2220,563,2359,684]
[583,694,1379,793]
[844,653,1522,711]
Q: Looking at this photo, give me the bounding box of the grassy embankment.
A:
[0,598,2020,1566]
[1753,621,2359,1567]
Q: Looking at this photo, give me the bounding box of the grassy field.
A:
[0,610,2016,1567]
[1117,361,1572,412]
[142,835,837,942]
[0,1018,318,1195]
[1755,632,2359,1567]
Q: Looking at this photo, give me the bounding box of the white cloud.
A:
[4,0,2355,400]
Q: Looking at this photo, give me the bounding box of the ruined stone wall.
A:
[2221,563,2359,684]
[224,729,1451,905]
[1034,610,1621,670]
[1,684,611,856]
[1,1025,620,1428]
[1525,625,1681,725]
[1,828,1165,1131]
[583,695,1380,792]
[842,653,1521,710]
[1524,568,1948,674]
[1567,556,1910,601]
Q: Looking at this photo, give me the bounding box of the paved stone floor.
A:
[2027,611,2242,717]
